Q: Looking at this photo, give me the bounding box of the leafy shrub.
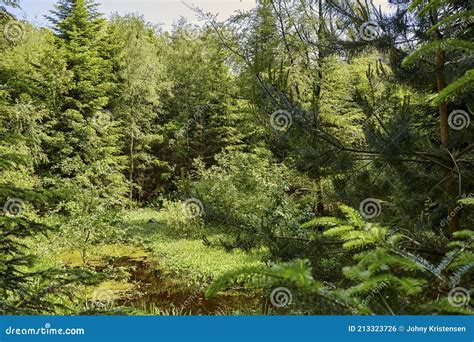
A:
[54,190,123,265]
[183,149,314,252]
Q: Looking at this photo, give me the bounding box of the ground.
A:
[33,209,265,315]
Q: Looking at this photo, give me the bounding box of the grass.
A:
[28,207,265,314]
[33,207,264,282]
[123,208,264,282]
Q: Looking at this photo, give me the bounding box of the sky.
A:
[11,0,392,31]
[12,0,256,29]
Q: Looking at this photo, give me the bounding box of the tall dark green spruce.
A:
[0,0,99,314]
[45,0,126,201]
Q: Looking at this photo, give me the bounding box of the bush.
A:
[55,190,123,265]
[183,149,314,253]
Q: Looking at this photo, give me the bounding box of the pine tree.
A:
[206,204,473,314]
[159,24,244,189]
[401,0,474,232]
[44,0,126,200]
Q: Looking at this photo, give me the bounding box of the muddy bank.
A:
[94,252,261,315]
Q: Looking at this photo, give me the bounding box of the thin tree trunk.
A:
[129,131,134,209]
[436,49,459,232]
[313,0,325,216]
[315,176,325,215]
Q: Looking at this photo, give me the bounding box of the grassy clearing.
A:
[27,208,264,314]
[123,208,264,281]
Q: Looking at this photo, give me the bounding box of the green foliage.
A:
[40,0,127,200]
[186,149,313,254]
[208,204,473,314]
[122,209,264,282]
[108,15,168,203]
[206,259,320,299]
[403,0,474,105]
[0,132,100,314]
[1,0,473,316]
[55,190,123,265]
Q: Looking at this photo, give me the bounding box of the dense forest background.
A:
[0,0,473,315]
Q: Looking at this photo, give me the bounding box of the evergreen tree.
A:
[44,0,126,200]
[0,1,99,314]
[401,0,474,232]
[158,23,244,190]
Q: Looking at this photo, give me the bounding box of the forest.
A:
[0,0,473,316]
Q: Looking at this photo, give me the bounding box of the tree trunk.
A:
[315,175,325,215]
[129,131,134,209]
[436,49,460,232]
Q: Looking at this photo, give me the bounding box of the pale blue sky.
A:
[12,0,256,29]
[12,0,391,31]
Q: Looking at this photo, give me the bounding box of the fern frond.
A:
[449,262,474,286]
[452,230,474,240]
[323,225,355,237]
[458,197,474,207]
[339,204,364,228]
[205,259,315,299]
[392,276,426,295]
[421,298,474,315]
[434,248,465,274]
[346,275,391,296]
[394,248,442,279]
[343,237,375,250]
